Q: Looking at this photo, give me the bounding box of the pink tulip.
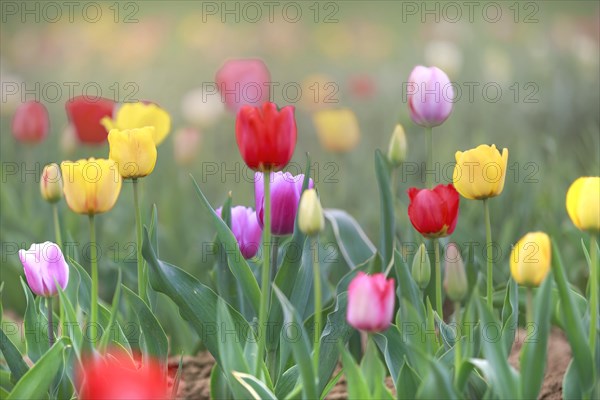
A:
[407,65,453,128]
[254,172,314,236]
[12,101,49,143]
[216,206,263,259]
[18,242,69,297]
[347,272,395,332]
[215,59,271,113]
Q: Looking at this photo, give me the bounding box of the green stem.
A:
[256,172,272,376]
[53,204,62,248]
[526,288,534,334]
[89,214,98,346]
[483,199,493,309]
[453,301,461,381]
[589,234,598,357]
[133,178,146,303]
[312,235,322,380]
[270,236,280,282]
[47,296,54,347]
[426,127,433,188]
[434,238,443,321]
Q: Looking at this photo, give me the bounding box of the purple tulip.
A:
[254,172,314,236]
[18,242,69,297]
[216,206,263,259]
[407,65,454,128]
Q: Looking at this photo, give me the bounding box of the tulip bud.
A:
[298,189,325,236]
[347,272,395,332]
[40,163,63,203]
[407,65,453,128]
[18,242,69,297]
[566,177,600,232]
[387,124,407,167]
[411,243,431,289]
[443,243,467,302]
[510,232,551,287]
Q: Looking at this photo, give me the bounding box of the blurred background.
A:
[1,1,599,354]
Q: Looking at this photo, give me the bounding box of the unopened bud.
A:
[40,163,63,203]
[298,189,324,236]
[387,124,407,167]
[411,243,431,289]
[443,243,468,301]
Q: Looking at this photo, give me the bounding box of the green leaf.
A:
[320,369,343,400]
[274,366,299,399]
[360,339,393,399]
[20,278,49,362]
[7,337,70,400]
[324,209,376,268]
[415,357,459,399]
[562,359,583,400]
[396,359,421,400]
[375,150,394,267]
[393,249,425,320]
[55,283,83,360]
[99,269,122,353]
[520,273,553,399]
[501,278,519,354]
[373,325,408,382]
[233,371,278,400]
[550,239,594,392]
[0,328,28,382]
[338,342,371,399]
[210,363,233,400]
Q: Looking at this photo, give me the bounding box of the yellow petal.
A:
[567,177,600,231]
[108,127,157,178]
[61,160,87,214]
[510,232,551,287]
[113,103,171,145]
[312,109,360,153]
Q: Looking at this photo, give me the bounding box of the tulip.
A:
[60,158,122,215]
[347,272,395,332]
[215,58,271,113]
[312,108,360,153]
[216,206,262,259]
[65,96,115,144]
[181,87,225,127]
[60,124,78,155]
[510,232,551,288]
[387,124,407,167]
[566,177,600,232]
[77,351,168,400]
[108,127,157,179]
[19,242,69,297]
[407,65,453,128]
[412,243,431,290]
[444,243,468,301]
[12,101,49,143]
[173,127,202,166]
[101,102,171,145]
[254,172,314,236]
[407,184,459,239]
[452,144,509,200]
[237,102,297,172]
[40,163,63,203]
[298,189,325,236]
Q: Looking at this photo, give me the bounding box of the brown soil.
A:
[168,328,570,399]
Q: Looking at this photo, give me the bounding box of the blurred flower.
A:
[181,87,225,128]
[407,66,453,128]
[407,184,459,239]
[483,48,512,84]
[40,163,63,203]
[510,232,551,287]
[299,73,335,112]
[108,127,157,179]
[102,102,171,145]
[566,177,600,232]
[348,74,377,100]
[60,158,122,215]
[412,243,431,290]
[443,243,468,301]
[298,189,325,236]
[216,206,262,259]
[173,127,202,166]
[387,124,407,167]
[60,124,78,155]
[453,145,509,200]
[19,242,68,297]
[12,101,49,143]
[236,102,296,172]
[424,41,463,77]
[65,96,115,144]
[77,350,168,400]
[215,59,271,113]
[312,108,360,153]
[254,172,314,236]
[347,272,395,332]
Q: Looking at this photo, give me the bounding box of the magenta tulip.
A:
[216,206,263,259]
[407,65,453,128]
[18,242,69,297]
[215,59,271,113]
[347,272,395,332]
[254,172,314,236]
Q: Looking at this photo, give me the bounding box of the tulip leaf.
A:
[191,175,261,317]
[519,273,553,399]
[0,328,28,383]
[324,209,376,268]
[20,278,49,362]
[373,324,409,382]
[55,283,83,363]
[274,365,298,399]
[562,360,584,400]
[501,278,519,354]
[416,356,459,399]
[7,337,70,400]
[233,371,278,400]
[393,249,425,320]
[361,339,394,399]
[375,150,395,268]
[210,363,233,400]
[99,269,122,353]
[396,358,421,400]
[338,342,371,399]
[550,239,595,392]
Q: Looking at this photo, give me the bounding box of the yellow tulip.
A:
[40,163,63,203]
[101,102,171,145]
[453,144,508,200]
[60,158,122,215]
[108,127,157,178]
[298,189,325,236]
[566,177,600,232]
[510,232,551,287]
[312,108,360,153]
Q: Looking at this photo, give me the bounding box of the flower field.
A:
[0,1,599,399]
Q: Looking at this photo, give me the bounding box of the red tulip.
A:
[12,101,49,143]
[407,184,459,238]
[65,96,115,144]
[77,351,168,400]
[215,59,271,113]
[235,102,296,172]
